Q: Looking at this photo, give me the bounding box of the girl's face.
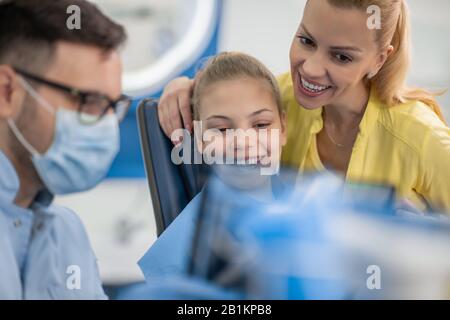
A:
[197,76,286,169]
[289,0,389,109]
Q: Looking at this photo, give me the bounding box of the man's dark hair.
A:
[0,0,127,74]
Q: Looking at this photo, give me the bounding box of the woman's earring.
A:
[367,71,377,80]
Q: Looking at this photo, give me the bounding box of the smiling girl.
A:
[158,0,450,213]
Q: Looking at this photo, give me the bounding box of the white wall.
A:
[219,0,304,76]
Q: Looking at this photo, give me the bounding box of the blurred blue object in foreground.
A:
[134,168,450,299]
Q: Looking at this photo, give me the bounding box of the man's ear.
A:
[280,110,287,146]
[0,65,24,120]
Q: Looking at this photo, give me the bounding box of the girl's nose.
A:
[228,131,259,158]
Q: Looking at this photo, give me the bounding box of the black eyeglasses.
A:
[13,67,132,125]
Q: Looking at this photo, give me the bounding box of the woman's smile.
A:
[299,73,333,95]
[295,71,335,104]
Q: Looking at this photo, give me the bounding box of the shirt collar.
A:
[309,108,324,135]
[0,150,20,204]
[0,150,53,209]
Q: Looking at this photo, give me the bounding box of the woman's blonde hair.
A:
[192,52,283,120]
[328,0,446,123]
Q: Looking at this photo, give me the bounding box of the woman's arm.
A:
[416,125,450,213]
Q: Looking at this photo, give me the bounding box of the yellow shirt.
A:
[278,72,450,213]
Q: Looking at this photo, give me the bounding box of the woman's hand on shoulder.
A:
[158,76,195,143]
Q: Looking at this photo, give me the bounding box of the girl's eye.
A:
[298,36,315,48]
[333,53,353,63]
[255,123,271,129]
[217,128,229,133]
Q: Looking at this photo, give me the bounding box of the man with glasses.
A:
[0,0,131,299]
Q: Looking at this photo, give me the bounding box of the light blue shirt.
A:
[0,151,106,299]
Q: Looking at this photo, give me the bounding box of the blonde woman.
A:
[157,0,450,213]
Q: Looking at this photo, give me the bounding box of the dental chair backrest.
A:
[137,99,208,236]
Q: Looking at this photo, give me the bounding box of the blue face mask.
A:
[7,78,120,195]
